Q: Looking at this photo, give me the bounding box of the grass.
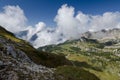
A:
[67,54,90,63]
[15,42,72,68]
[0,26,22,43]
[3,34,21,42]
[86,68,120,80]
[54,66,100,80]
[38,37,120,80]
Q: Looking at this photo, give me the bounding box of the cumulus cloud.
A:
[0,5,27,33]
[55,4,81,40]
[89,12,120,31]
[1,4,120,48]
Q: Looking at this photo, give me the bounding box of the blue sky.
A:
[0,0,120,26]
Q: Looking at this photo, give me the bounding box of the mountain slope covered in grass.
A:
[38,29,120,80]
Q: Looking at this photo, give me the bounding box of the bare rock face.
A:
[0,36,54,80]
[0,71,19,80]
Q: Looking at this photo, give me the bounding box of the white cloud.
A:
[89,12,120,31]
[26,22,46,40]
[54,4,81,40]
[1,4,120,48]
[0,5,27,33]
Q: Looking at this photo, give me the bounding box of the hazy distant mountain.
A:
[16,30,38,42]
[16,30,28,37]
[82,28,120,41]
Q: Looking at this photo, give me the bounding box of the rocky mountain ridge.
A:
[82,28,120,42]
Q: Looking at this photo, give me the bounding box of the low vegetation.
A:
[54,66,100,80]
[38,37,120,80]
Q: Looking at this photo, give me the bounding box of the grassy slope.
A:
[54,66,100,80]
[38,38,120,80]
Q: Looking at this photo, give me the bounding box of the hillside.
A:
[0,26,100,80]
[38,29,120,80]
